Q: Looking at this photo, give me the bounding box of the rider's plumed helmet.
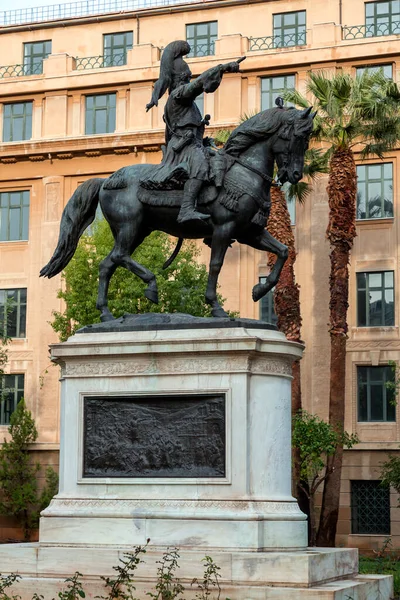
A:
[146,40,192,111]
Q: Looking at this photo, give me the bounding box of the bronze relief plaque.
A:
[83,395,226,478]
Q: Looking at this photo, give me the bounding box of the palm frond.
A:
[214,129,232,145]
[282,89,310,109]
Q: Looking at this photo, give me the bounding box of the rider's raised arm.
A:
[175,61,241,102]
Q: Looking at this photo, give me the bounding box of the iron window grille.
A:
[357,365,396,422]
[365,1,400,37]
[261,75,295,111]
[85,93,116,135]
[186,21,217,57]
[351,480,391,534]
[103,31,133,67]
[273,11,306,48]
[0,289,27,338]
[357,271,395,327]
[3,102,33,142]
[259,283,277,325]
[356,64,393,78]
[23,40,51,75]
[356,163,393,219]
[0,374,24,426]
[0,190,30,242]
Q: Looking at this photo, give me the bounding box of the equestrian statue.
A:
[40,40,315,321]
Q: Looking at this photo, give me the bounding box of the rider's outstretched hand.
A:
[221,56,246,74]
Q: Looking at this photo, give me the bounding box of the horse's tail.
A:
[40,178,104,279]
[162,238,183,270]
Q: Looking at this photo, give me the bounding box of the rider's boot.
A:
[177,179,210,224]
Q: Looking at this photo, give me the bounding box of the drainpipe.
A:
[339,0,342,25]
[136,15,140,45]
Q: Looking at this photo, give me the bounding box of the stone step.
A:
[2,574,393,600]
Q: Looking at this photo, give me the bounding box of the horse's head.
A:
[273,107,316,185]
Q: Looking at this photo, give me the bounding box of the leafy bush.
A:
[0,400,58,540]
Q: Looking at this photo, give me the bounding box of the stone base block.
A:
[0,544,393,600]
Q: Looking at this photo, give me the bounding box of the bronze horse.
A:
[40,106,315,321]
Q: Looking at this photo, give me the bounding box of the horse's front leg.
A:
[239,230,288,302]
[205,225,234,318]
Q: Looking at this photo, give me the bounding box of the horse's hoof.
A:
[252,283,265,302]
[211,307,229,318]
[100,311,115,322]
[145,286,159,304]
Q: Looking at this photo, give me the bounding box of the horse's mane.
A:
[223,107,298,156]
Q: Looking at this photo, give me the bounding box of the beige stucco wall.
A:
[1,0,400,547]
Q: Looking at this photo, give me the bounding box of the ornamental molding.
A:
[347,340,400,350]
[62,355,293,378]
[44,498,302,517]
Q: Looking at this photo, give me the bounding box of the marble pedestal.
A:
[0,319,393,598]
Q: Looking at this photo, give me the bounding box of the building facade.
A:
[0,0,400,548]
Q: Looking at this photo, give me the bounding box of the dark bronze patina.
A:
[83,395,226,478]
[40,40,315,321]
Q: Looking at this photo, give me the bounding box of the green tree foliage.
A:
[0,400,59,540]
[51,220,225,341]
[292,410,358,546]
[381,455,400,497]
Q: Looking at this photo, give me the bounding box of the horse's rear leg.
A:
[239,230,288,302]
[205,225,235,318]
[96,225,157,321]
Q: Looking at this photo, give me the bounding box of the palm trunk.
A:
[267,187,307,522]
[316,148,357,547]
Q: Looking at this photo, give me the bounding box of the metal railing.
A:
[343,21,400,39]
[0,61,44,78]
[186,41,215,58]
[75,54,128,70]
[0,0,209,26]
[249,32,306,51]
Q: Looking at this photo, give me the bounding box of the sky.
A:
[1,0,63,10]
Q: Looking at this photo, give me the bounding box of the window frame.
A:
[365,1,400,37]
[0,374,24,426]
[186,21,218,57]
[357,365,396,422]
[103,31,133,67]
[355,63,393,78]
[2,102,33,143]
[273,10,306,48]
[351,480,391,535]
[0,288,27,339]
[0,190,30,242]
[356,271,395,327]
[356,162,393,220]
[84,93,117,135]
[23,40,52,75]
[259,282,278,325]
[260,74,296,111]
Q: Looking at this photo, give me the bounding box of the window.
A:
[351,480,390,534]
[85,94,116,135]
[103,32,133,67]
[358,365,395,421]
[0,289,27,338]
[0,374,24,426]
[195,93,204,116]
[3,102,33,142]
[0,191,30,241]
[259,284,277,325]
[357,271,394,327]
[186,22,217,57]
[356,64,393,78]
[366,1,400,37]
[357,163,393,219]
[261,75,295,111]
[23,40,51,75]
[273,11,306,47]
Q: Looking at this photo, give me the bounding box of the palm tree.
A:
[285,69,400,547]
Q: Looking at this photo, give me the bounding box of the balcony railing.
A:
[186,41,215,58]
[75,54,129,70]
[0,0,208,26]
[249,32,306,51]
[0,62,44,78]
[343,21,400,40]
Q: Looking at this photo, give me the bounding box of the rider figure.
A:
[145,40,242,224]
